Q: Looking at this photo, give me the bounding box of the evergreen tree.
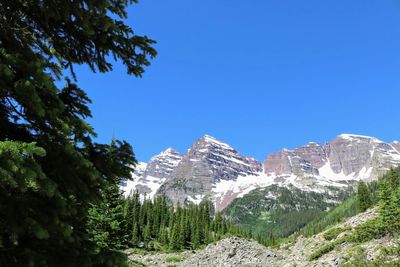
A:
[143,223,152,244]
[159,226,169,245]
[379,168,400,232]
[87,182,125,250]
[357,181,372,212]
[0,0,155,265]
[169,224,180,250]
[131,223,139,247]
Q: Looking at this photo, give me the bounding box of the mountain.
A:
[157,135,262,210]
[123,148,183,198]
[392,140,400,153]
[121,134,400,211]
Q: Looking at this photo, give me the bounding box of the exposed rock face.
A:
[122,133,400,211]
[123,148,183,198]
[263,134,400,182]
[157,135,262,207]
[294,142,327,169]
[263,148,320,176]
[392,141,400,153]
[143,148,183,178]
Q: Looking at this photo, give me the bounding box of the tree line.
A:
[87,187,253,252]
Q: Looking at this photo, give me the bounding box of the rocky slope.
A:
[121,134,400,211]
[128,208,400,267]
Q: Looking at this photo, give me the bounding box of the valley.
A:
[122,133,400,241]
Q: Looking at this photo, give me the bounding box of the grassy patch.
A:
[323,226,351,241]
[165,255,183,263]
[309,237,347,261]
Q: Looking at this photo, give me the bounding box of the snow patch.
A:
[212,172,274,200]
[203,134,233,150]
[187,194,204,205]
[338,134,383,143]
[318,160,357,181]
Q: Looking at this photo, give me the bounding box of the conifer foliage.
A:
[0,0,155,266]
[378,168,400,233]
[356,181,372,212]
[119,193,250,251]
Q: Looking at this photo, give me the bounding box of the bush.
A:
[349,218,385,243]
[323,226,351,241]
[309,237,347,260]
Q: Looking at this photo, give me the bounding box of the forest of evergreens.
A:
[87,188,252,253]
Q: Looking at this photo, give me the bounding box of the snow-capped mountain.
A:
[121,134,400,211]
[157,135,262,209]
[123,148,183,198]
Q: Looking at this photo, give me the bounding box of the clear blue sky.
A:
[76,0,400,162]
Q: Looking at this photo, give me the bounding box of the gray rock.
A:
[157,135,262,209]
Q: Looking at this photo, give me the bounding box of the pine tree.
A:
[169,224,180,250]
[131,223,140,247]
[357,181,372,212]
[191,221,201,249]
[159,226,169,245]
[87,182,125,250]
[379,168,400,232]
[143,223,152,244]
[0,0,156,265]
[122,195,133,244]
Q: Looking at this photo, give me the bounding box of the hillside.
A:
[127,167,400,266]
[127,208,399,267]
[223,184,354,239]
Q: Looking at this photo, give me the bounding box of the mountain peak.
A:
[337,133,379,141]
[200,134,233,150]
[160,147,179,155]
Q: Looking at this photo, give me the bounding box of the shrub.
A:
[349,218,385,243]
[323,226,351,241]
[309,237,347,260]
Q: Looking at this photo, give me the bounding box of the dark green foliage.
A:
[349,167,400,243]
[223,184,354,240]
[300,180,381,238]
[323,226,350,241]
[309,237,347,260]
[120,194,250,251]
[0,0,155,266]
[87,182,126,250]
[379,168,400,233]
[349,217,385,243]
[300,196,359,237]
[357,181,372,212]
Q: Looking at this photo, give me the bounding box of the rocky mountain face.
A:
[392,140,400,153]
[123,148,183,198]
[157,135,262,210]
[121,134,400,211]
[263,134,400,190]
